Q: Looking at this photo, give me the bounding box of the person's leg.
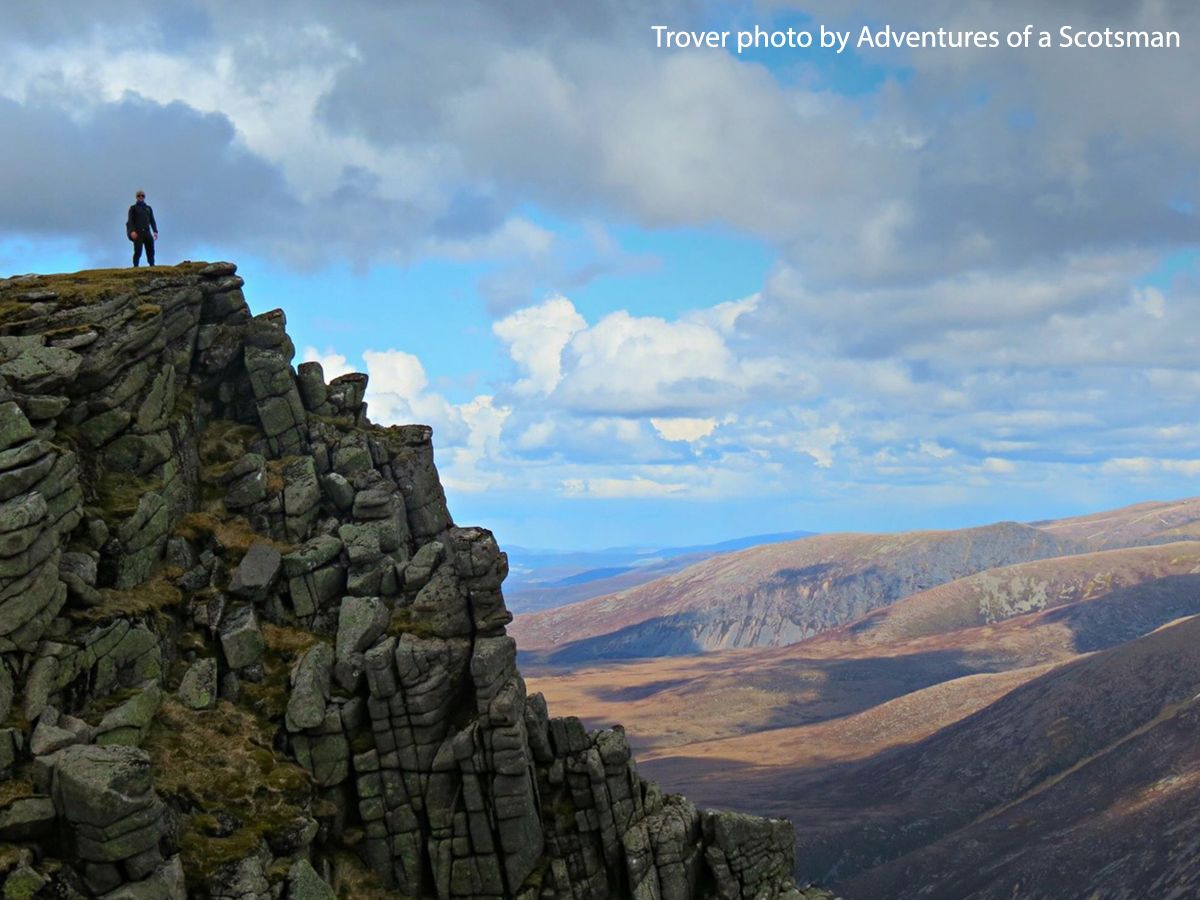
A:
[145,236,155,266]
[132,238,143,267]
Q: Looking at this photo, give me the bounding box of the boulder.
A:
[0,401,35,451]
[51,745,164,854]
[286,858,336,900]
[0,796,56,841]
[286,643,333,733]
[95,684,163,747]
[30,718,83,756]
[219,606,265,670]
[334,596,388,689]
[228,541,282,599]
[177,658,218,711]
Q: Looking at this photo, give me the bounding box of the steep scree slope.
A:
[0,265,830,900]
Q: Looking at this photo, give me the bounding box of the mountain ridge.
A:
[512,522,1075,662]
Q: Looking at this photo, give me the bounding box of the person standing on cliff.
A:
[126,190,159,267]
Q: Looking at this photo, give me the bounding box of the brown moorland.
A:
[521,521,1200,897]
[513,522,1073,663]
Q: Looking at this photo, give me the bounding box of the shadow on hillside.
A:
[1051,573,1200,652]
[645,615,1200,893]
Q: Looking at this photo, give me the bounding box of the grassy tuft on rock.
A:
[74,573,183,623]
[145,698,312,892]
[386,607,439,640]
[175,512,292,561]
[94,472,163,523]
[240,624,320,720]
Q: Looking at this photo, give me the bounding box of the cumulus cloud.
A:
[562,476,689,500]
[491,295,802,419]
[650,417,719,442]
[359,349,472,444]
[491,295,586,396]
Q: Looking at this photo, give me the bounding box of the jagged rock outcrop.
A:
[0,264,833,900]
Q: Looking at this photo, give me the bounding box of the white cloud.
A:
[1102,457,1200,477]
[554,306,792,416]
[919,441,955,459]
[426,216,556,262]
[1134,285,1167,319]
[685,294,759,335]
[357,349,473,445]
[650,417,718,442]
[493,295,586,396]
[794,424,844,469]
[440,396,511,493]
[561,475,688,499]
[362,348,428,398]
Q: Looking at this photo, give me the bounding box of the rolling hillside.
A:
[793,615,1200,897]
[517,498,1200,897]
[528,541,1200,754]
[1031,495,1200,550]
[513,522,1073,662]
[503,531,813,613]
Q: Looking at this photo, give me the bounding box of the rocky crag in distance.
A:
[0,264,831,900]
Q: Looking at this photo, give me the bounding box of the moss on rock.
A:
[144,699,311,892]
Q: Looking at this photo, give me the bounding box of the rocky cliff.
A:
[0,264,829,900]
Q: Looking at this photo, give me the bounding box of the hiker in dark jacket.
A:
[126,190,159,267]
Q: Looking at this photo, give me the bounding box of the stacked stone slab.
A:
[0,395,79,656]
[0,263,831,900]
[46,744,182,898]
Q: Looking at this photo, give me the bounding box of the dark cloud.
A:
[0,94,296,266]
[2,0,1196,279]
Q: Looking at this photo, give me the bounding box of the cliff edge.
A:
[0,264,830,900]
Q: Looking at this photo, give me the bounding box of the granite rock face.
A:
[0,264,832,900]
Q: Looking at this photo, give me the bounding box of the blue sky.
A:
[1,1,1198,549]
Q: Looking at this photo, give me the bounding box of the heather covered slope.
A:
[629,616,1200,898]
[840,694,1200,899]
[512,523,1074,662]
[822,540,1200,647]
[794,615,1200,897]
[527,541,1200,756]
[1031,495,1200,550]
[513,498,1200,667]
[524,539,1200,896]
[0,264,825,900]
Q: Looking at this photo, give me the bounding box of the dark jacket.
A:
[126,201,157,237]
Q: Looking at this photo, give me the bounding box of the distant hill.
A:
[529,541,1200,757]
[513,498,1200,664]
[512,522,1073,662]
[832,540,1200,648]
[1031,495,1200,549]
[503,531,814,614]
[516,500,1200,898]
